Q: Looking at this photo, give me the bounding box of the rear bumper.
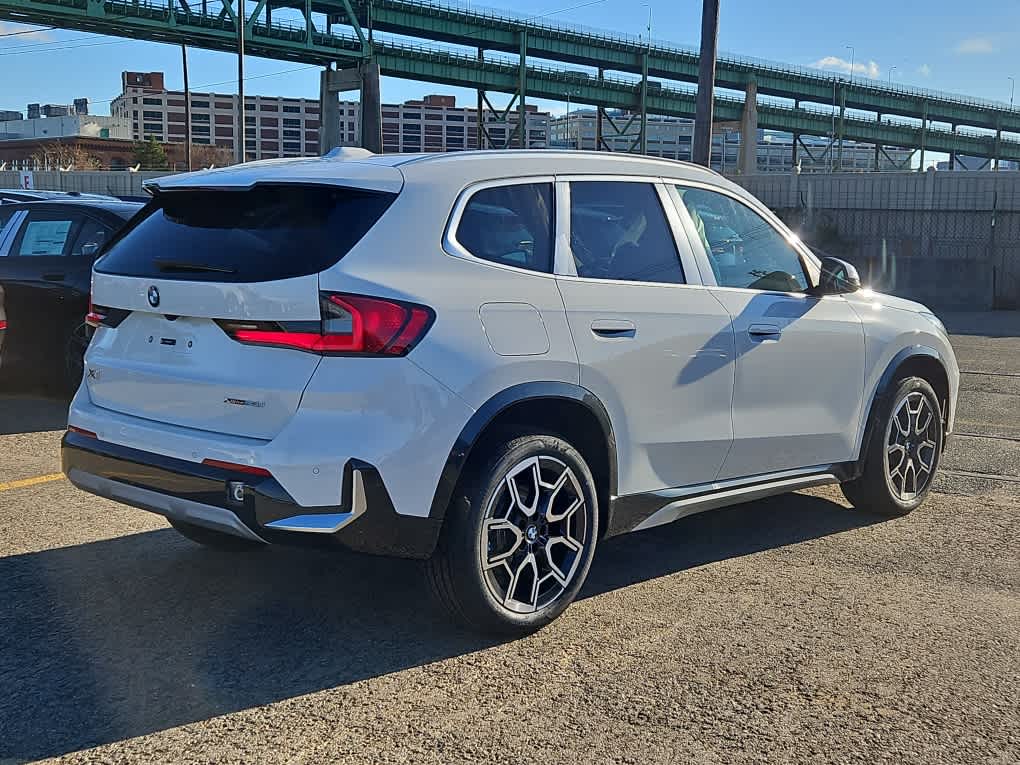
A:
[62,431,442,558]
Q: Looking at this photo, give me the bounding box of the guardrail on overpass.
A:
[2,0,1019,161]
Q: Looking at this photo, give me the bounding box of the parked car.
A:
[0,199,143,386]
[62,151,959,634]
[0,189,120,204]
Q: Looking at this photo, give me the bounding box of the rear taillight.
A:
[0,319,6,331]
[85,299,128,329]
[84,297,105,328]
[217,292,433,357]
[67,425,98,438]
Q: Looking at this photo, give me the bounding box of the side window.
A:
[13,212,81,257]
[70,218,111,257]
[677,186,808,293]
[455,183,554,273]
[569,181,684,284]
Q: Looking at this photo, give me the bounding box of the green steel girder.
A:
[1,0,1018,161]
[350,0,1020,134]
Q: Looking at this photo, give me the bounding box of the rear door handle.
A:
[748,323,782,339]
[42,273,66,282]
[591,319,636,338]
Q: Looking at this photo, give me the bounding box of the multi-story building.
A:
[550,111,914,173]
[111,73,549,161]
[0,110,23,123]
[370,94,549,153]
[112,71,321,161]
[0,115,131,142]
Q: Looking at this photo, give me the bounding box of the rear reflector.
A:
[0,320,6,331]
[201,458,272,477]
[67,425,97,438]
[217,292,433,357]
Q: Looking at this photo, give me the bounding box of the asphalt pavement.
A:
[1,313,1018,765]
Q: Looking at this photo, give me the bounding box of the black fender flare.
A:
[427,382,618,521]
[851,344,950,479]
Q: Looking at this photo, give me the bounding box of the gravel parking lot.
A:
[1,313,1018,765]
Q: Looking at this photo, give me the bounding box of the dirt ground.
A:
[1,312,1018,764]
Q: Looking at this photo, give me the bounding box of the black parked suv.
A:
[0,199,142,386]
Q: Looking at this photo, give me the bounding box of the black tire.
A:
[841,376,943,516]
[426,432,600,635]
[169,518,264,551]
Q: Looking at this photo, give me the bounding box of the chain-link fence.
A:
[732,171,1020,310]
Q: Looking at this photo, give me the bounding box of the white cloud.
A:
[918,64,932,77]
[0,21,54,42]
[955,37,996,54]
[812,56,880,79]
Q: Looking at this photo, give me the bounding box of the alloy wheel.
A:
[480,455,589,614]
[884,391,939,501]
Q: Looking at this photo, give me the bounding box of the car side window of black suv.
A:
[11,210,84,258]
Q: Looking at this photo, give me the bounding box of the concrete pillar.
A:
[874,113,881,171]
[319,69,343,154]
[320,64,381,155]
[737,79,758,175]
[360,61,382,154]
[791,132,798,170]
[949,123,957,170]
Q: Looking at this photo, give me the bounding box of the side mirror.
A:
[813,256,861,295]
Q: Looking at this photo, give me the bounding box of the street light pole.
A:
[888,65,897,83]
[1009,76,1016,108]
[693,0,720,167]
[846,45,855,83]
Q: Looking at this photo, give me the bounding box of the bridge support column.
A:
[874,113,881,171]
[596,69,604,151]
[949,124,957,170]
[639,52,649,155]
[918,100,928,171]
[837,84,846,171]
[320,63,381,154]
[360,61,382,154]
[737,79,758,174]
[791,131,798,171]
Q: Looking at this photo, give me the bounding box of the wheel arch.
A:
[854,345,952,477]
[428,382,618,538]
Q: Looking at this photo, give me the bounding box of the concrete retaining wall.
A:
[731,171,1020,310]
[0,170,170,198]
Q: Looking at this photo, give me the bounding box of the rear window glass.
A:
[95,185,396,282]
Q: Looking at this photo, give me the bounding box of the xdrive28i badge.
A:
[147,285,160,308]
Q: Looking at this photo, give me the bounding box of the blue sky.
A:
[1,0,1018,116]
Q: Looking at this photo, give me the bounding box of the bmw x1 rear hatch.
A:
[86,169,400,440]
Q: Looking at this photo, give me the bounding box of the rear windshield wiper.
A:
[154,260,238,274]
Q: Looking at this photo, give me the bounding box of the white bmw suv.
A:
[64,150,958,634]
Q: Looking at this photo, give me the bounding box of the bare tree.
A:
[31,143,103,171]
[189,143,235,169]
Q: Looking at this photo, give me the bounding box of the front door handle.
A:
[591,319,636,338]
[748,323,782,339]
[42,272,66,282]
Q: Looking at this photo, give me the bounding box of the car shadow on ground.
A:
[0,491,879,761]
[0,389,69,435]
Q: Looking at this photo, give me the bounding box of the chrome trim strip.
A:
[67,468,267,544]
[264,469,367,534]
[632,469,840,532]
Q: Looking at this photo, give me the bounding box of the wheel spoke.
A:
[544,536,582,587]
[506,458,541,517]
[482,518,524,570]
[505,552,539,611]
[916,441,937,473]
[915,405,934,436]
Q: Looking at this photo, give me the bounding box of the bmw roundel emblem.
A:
[147,285,160,308]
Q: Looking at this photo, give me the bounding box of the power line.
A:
[0,24,55,37]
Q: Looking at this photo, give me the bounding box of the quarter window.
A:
[455,183,554,273]
[677,186,808,292]
[569,181,684,284]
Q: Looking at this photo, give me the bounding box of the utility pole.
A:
[693,0,720,167]
[236,0,245,165]
[182,45,192,171]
